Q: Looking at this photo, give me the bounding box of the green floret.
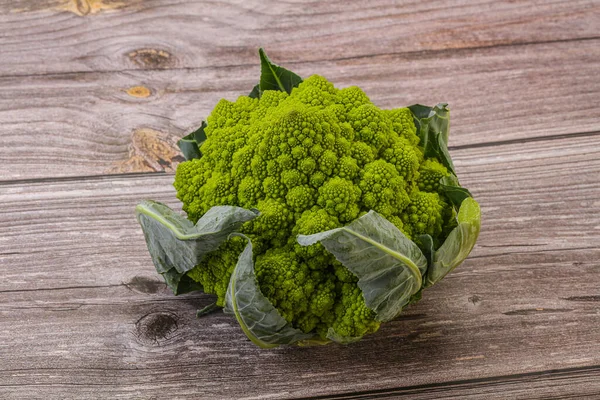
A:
[309,171,327,188]
[417,159,450,192]
[338,86,371,112]
[382,136,423,181]
[246,198,294,244]
[206,96,258,129]
[286,185,316,212]
[262,176,286,200]
[338,121,355,141]
[186,236,246,307]
[329,283,380,338]
[293,207,341,237]
[231,142,257,183]
[386,107,420,146]
[401,190,447,237]
[196,172,238,216]
[335,156,359,180]
[255,247,336,331]
[318,150,338,175]
[317,177,361,222]
[348,104,394,152]
[298,157,317,174]
[351,141,376,167]
[200,125,249,172]
[291,207,340,263]
[293,86,336,108]
[294,74,338,95]
[174,158,211,223]
[386,215,412,240]
[252,90,289,120]
[281,169,307,189]
[333,260,357,283]
[334,136,352,156]
[255,248,310,322]
[358,160,410,217]
[237,176,263,208]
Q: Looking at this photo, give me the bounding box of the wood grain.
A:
[1,38,599,180]
[1,135,599,398]
[1,0,599,77]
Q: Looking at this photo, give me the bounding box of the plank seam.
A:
[452,130,600,151]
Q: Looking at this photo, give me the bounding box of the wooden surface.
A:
[1,1,599,399]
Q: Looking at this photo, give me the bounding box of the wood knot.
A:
[126,85,151,98]
[128,49,174,69]
[135,311,179,345]
[125,276,165,294]
[58,0,127,16]
[106,128,184,174]
[468,295,481,305]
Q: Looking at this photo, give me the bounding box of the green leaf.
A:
[162,269,204,295]
[224,235,314,348]
[425,197,481,287]
[439,175,472,210]
[177,121,207,161]
[298,211,428,323]
[191,121,208,145]
[177,132,201,161]
[258,48,303,94]
[135,201,259,295]
[409,103,454,175]
[416,234,434,270]
[248,83,261,99]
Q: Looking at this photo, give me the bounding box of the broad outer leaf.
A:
[298,211,428,323]
[177,121,207,161]
[440,175,473,209]
[425,197,481,287]
[409,103,455,175]
[135,201,258,294]
[224,235,313,348]
[258,48,303,95]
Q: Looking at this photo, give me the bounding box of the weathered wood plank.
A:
[1,0,598,77]
[1,39,599,180]
[322,366,600,399]
[1,259,599,400]
[1,135,599,398]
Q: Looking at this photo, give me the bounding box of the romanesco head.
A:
[174,75,455,341]
[417,159,450,193]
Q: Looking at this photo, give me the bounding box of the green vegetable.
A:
[136,48,481,347]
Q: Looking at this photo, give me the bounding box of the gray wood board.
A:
[322,366,600,399]
[1,135,599,398]
[1,39,599,180]
[0,0,598,76]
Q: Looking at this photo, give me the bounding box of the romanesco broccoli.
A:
[174,74,456,341]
